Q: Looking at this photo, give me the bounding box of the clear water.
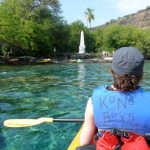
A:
[0,62,150,150]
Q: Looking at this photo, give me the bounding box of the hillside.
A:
[95,7,150,29]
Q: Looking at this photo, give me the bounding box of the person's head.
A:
[111,47,144,91]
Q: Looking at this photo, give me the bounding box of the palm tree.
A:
[85,8,94,28]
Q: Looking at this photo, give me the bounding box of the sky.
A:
[60,0,150,27]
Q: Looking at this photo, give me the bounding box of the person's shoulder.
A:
[143,90,150,95]
[135,87,150,97]
[93,85,107,93]
[136,87,150,93]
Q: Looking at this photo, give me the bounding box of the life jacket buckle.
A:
[111,128,129,138]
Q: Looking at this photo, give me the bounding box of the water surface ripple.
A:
[0,62,149,150]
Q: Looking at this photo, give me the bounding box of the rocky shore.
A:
[0,56,112,65]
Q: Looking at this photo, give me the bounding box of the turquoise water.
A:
[0,62,150,150]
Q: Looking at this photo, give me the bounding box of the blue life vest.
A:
[92,86,150,135]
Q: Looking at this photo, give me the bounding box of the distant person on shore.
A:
[77,47,150,150]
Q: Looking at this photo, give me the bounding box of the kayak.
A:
[67,126,82,150]
[68,126,95,150]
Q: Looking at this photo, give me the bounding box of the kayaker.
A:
[76,47,150,150]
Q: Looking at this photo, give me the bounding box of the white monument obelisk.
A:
[79,31,85,54]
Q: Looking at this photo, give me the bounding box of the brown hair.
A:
[111,69,143,91]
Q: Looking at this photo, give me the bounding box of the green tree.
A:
[93,24,150,58]
[85,8,94,28]
[93,28,104,53]
[0,0,64,57]
[131,28,150,57]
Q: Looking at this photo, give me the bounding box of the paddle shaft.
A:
[53,118,84,122]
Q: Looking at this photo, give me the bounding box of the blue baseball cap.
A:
[111,47,144,75]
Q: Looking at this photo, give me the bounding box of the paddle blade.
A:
[4,118,53,128]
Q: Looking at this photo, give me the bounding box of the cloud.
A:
[115,0,150,14]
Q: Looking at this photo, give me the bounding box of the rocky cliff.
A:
[98,7,150,29]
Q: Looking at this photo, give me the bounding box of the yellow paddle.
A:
[4,118,84,128]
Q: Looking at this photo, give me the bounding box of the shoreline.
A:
[0,56,149,66]
[0,56,113,66]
